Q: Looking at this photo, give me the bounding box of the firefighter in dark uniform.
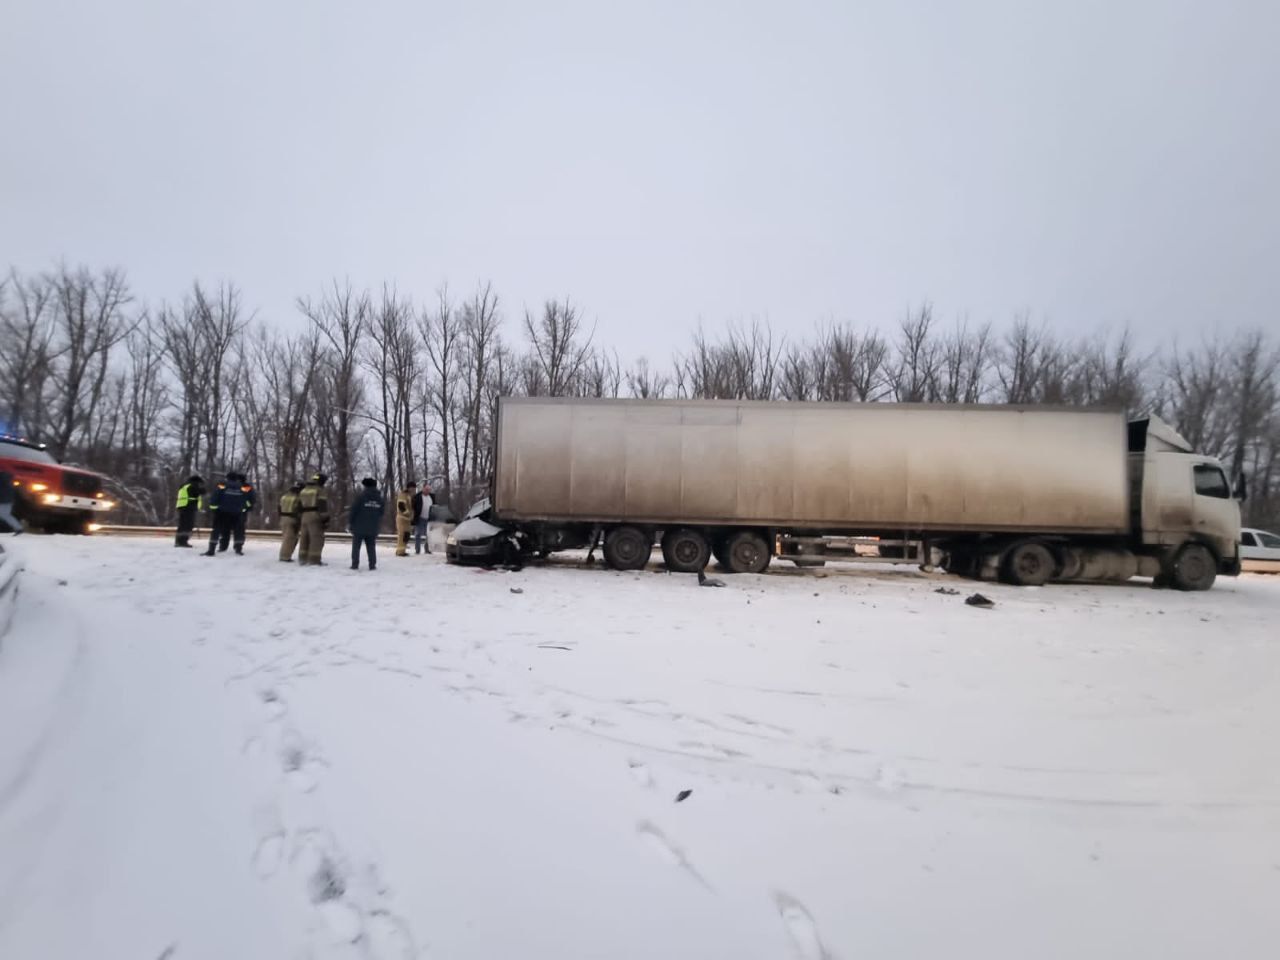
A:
[297,473,330,566]
[174,475,205,547]
[203,471,248,556]
[278,481,304,562]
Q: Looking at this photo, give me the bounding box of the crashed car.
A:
[445,499,506,563]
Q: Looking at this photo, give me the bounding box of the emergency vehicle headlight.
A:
[88,523,103,532]
[30,482,48,492]
[42,493,60,504]
[100,500,115,509]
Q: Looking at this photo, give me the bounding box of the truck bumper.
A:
[1221,551,1241,577]
[32,493,116,513]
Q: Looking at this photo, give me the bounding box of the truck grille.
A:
[61,471,100,497]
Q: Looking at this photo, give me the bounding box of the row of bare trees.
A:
[2,266,1277,529]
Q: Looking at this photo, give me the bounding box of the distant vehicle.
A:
[0,435,115,534]
[1240,527,1280,573]
[449,398,1243,591]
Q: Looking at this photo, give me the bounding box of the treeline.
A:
[1,265,1277,530]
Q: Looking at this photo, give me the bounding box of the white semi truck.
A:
[447,398,1242,590]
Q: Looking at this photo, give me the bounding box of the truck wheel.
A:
[662,528,711,573]
[724,531,771,575]
[1171,543,1217,591]
[1004,542,1055,586]
[603,526,652,571]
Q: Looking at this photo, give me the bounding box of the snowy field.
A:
[1,535,1277,960]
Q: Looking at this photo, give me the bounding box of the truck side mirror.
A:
[1234,472,1248,502]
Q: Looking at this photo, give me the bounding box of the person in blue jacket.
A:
[203,471,248,556]
[348,477,385,570]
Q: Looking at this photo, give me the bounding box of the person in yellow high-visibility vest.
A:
[174,475,205,548]
[278,481,304,562]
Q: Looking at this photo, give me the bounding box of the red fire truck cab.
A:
[0,435,115,533]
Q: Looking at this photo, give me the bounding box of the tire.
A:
[1057,548,1083,581]
[724,531,771,575]
[603,526,652,571]
[1003,541,1056,586]
[661,528,711,573]
[1170,543,1217,591]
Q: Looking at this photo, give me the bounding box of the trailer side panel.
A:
[495,399,1129,534]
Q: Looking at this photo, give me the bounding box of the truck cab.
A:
[1129,417,1241,585]
[0,435,116,533]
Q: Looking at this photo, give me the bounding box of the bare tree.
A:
[937,319,994,404]
[887,304,941,402]
[46,265,135,459]
[0,270,58,437]
[676,320,779,400]
[523,298,594,397]
[364,286,421,489]
[299,280,368,514]
[420,285,462,502]
[624,356,671,399]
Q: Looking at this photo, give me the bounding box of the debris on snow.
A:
[965,592,994,608]
[697,571,726,588]
[935,586,961,595]
[675,789,693,803]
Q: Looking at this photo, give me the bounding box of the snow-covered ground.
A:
[1,535,1277,960]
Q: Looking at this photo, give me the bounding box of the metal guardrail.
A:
[94,524,411,544]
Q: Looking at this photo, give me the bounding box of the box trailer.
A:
[449,398,1241,590]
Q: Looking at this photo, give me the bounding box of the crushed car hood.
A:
[452,516,504,541]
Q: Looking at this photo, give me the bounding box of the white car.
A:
[1240,528,1280,573]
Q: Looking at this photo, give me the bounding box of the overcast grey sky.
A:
[3,0,1276,360]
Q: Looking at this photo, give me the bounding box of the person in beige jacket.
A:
[394,481,416,557]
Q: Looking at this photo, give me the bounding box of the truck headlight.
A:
[42,493,60,504]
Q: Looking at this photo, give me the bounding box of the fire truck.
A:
[0,435,115,533]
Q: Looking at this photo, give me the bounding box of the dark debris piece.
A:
[675,789,693,803]
[964,592,994,608]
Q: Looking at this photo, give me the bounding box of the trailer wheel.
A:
[724,531,771,575]
[662,528,711,574]
[603,526,652,571]
[1004,542,1055,586]
[1170,543,1216,591]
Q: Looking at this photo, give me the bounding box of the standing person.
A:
[394,481,416,557]
[174,475,205,547]
[233,472,256,555]
[0,468,22,534]
[414,483,434,555]
[297,473,330,566]
[278,481,304,562]
[348,477,385,570]
[203,471,247,556]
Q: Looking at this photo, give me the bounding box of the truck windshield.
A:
[0,441,57,465]
[1193,464,1230,499]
